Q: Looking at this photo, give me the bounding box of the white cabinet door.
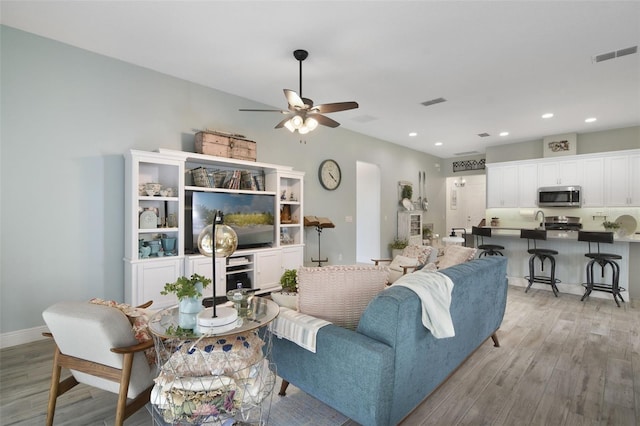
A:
[487,165,518,208]
[185,256,226,299]
[538,160,581,187]
[605,156,632,206]
[282,245,304,271]
[581,158,604,207]
[630,154,640,205]
[129,258,184,309]
[518,164,538,207]
[255,250,283,291]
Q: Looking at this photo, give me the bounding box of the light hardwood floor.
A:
[1,286,638,425]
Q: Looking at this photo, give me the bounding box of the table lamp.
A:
[196,209,239,330]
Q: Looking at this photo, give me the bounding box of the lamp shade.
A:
[197,224,238,257]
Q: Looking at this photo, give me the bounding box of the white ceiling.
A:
[2,1,639,158]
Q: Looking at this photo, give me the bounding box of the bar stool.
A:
[578,231,625,307]
[471,226,504,257]
[520,229,560,296]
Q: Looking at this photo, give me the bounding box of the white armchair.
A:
[42,301,157,426]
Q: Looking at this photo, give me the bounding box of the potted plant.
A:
[401,185,413,201]
[602,221,621,234]
[422,226,432,244]
[270,269,298,309]
[390,238,408,258]
[161,273,212,328]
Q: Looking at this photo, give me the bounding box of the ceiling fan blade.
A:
[239,108,288,113]
[284,89,305,109]
[274,117,291,129]
[312,114,341,128]
[312,101,359,114]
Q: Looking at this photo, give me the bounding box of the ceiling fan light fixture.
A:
[298,126,309,135]
[305,117,319,131]
[290,115,304,129]
[284,120,296,132]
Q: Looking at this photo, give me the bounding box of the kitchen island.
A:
[485,229,640,300]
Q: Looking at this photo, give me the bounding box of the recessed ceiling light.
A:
[499,131,509,137]
[434,142,443,146]
[542,113,554,119]
[409,132,418,137]
[585,117,597,123]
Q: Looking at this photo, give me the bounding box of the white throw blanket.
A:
[394,270,455,338]
[268,307,331,353]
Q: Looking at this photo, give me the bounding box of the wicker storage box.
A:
[195,131,257,162]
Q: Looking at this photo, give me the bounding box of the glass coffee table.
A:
[148,297,279,425]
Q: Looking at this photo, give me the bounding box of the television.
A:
[186,191,276,252]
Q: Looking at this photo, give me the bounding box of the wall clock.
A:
[318,159,341,190]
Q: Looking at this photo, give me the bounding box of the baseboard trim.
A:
[1,325,49,349]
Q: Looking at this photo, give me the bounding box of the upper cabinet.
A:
[518,163,538,208]
[581,157,604,207]
[486,164,518,208]
[538,160,581,187]
[486,149,639,210]
[604,153,640,206]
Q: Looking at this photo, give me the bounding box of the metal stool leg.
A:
[548,255,558,297]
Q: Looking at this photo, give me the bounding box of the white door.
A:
[356,161,381,263]
[446,175,486,233]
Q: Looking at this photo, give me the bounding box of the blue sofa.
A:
[270,256,508,426]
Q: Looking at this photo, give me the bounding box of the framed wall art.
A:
[543,133,577,157]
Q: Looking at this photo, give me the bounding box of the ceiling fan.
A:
[239,49,359,134]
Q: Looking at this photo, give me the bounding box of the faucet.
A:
[535,210,545,230]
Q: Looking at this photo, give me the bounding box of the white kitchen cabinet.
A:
[487,164,518,208]
[517,163,538,207]
[538,160,581,187]
[581,157,604,207]
[605,153,640,206]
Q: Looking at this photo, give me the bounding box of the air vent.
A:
[454,151,480,156]
[594,45,638,63]
[421,97,447,107]
[477,133,490,137]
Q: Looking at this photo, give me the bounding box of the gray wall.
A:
[486,126,639,163]
[0,26,444,334]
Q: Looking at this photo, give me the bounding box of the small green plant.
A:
[390,238,409,250]
[279,269,298,293]
[422,226,432,238]
[401,185,413,200]
[161,273,212,300]
[602,221,620,230]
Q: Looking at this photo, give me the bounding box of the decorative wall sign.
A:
[452,159,485,172]
[543,133,577,157]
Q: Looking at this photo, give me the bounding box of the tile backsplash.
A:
[485,207,639,232]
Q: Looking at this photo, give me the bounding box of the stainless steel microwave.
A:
[537,186,582,207]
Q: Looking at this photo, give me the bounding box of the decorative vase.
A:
[178,283,203,329]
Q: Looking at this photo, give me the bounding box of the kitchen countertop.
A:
[485,227,640,243]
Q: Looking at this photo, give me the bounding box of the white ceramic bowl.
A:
[144,182,162,195]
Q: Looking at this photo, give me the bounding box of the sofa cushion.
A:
[438,245,478,269]
[297,265,389,330]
